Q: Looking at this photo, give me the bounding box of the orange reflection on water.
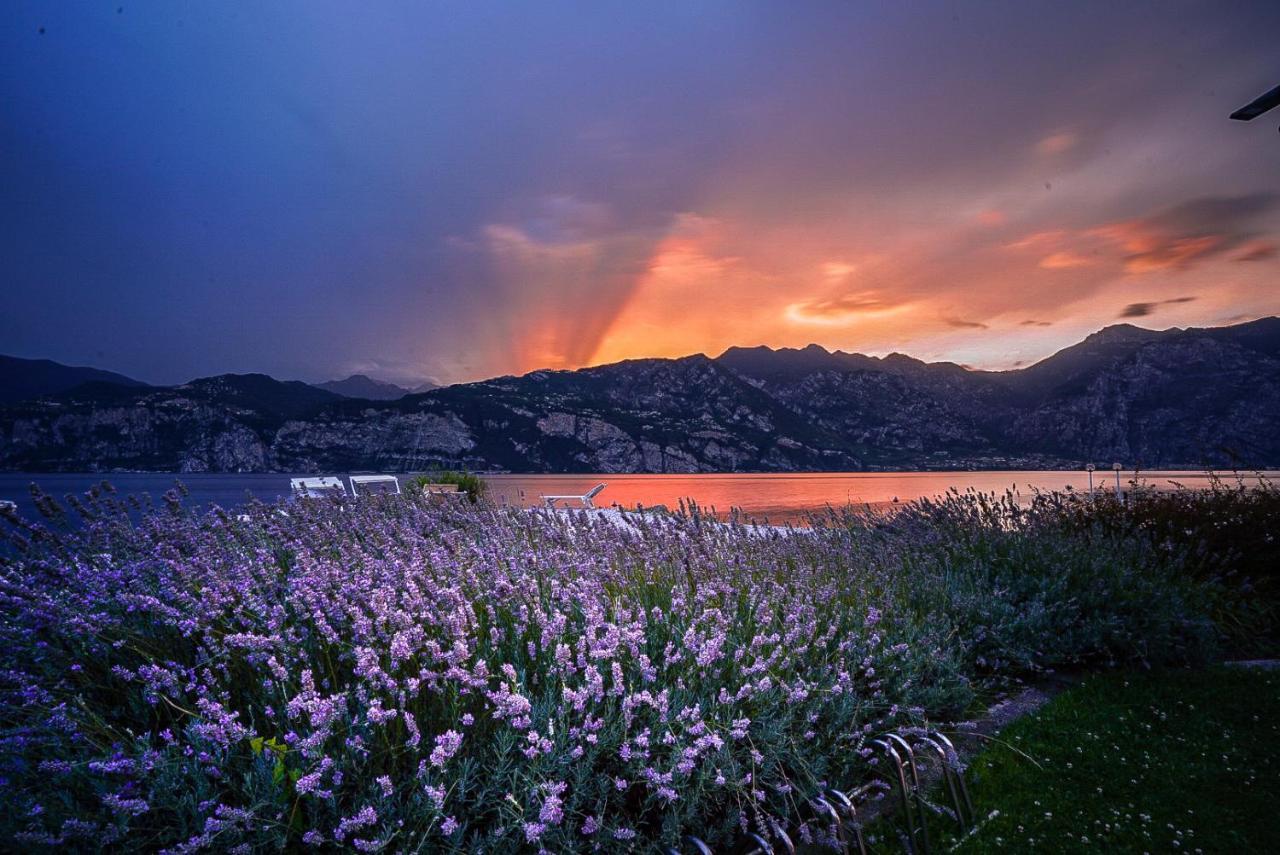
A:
[484,471,1277,523]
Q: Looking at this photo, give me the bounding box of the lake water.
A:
[2,470,1272,523]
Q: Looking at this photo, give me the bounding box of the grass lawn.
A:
[885,667,1280,853]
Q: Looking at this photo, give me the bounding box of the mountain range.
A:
[1,318,1277,473]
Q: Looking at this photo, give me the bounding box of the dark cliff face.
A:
[1,319,1277,472]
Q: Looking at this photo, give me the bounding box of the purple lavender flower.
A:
[429,730,463,768]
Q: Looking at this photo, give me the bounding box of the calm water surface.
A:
[485,471,1276,521]
[2,470,1273,523]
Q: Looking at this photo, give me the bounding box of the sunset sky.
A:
[3,2,1279,386]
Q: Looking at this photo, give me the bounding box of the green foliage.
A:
[407,470,489,503]
[835,488,1223,680]
[248,735,286,758]
[1026,475,1280,654]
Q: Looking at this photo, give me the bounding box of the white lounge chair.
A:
[541,482,607,509]
[290,477,348,498]
[349,474,401,496]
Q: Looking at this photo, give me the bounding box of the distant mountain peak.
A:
[1082,323,1165,344]
[717,344,772,358]
[315,374,413,400]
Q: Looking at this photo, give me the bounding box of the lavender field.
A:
[0,483,1268,852]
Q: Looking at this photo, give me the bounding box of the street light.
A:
[1086,463,1095,497]
[1112,462,1123,500]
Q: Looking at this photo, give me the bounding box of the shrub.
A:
[407,470,489,503]
[0,486,1220,850]
[1025,475,1280,654]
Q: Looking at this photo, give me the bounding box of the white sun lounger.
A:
[290,477,348,498]
[541,482,607,508]
[349,474,401,496]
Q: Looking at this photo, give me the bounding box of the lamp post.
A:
[1112,462,1123,500]
[1086,463,1095,498]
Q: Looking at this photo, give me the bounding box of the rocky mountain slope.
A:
[1,319,1277,472]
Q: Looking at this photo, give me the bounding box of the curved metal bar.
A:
[768,818,795,855]
[842,782,884,805]
[683,835,713,855]
[812,796,847,853]
[743,831,773,855]
[874,738,918,854]
[825,788,854,815]
[921,734,967,829]
[826,788,868,855]
[886,733,924,792]
[930,732,975,821]
[887,733,931,853]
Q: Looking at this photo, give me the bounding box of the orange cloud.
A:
[1004,195,1277,278]
[1089,220,1224,273]
[1039,250,1093,269]
[1125,235,1222,273]
[646,233,739,281]
[942,317,988,330]
[1236,241,1277,262]
[1090,194,1276,273]
[822,261,857,279]
[1006,229,1067,250]
[785,292,907,325]
[1036,131,1078,156]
